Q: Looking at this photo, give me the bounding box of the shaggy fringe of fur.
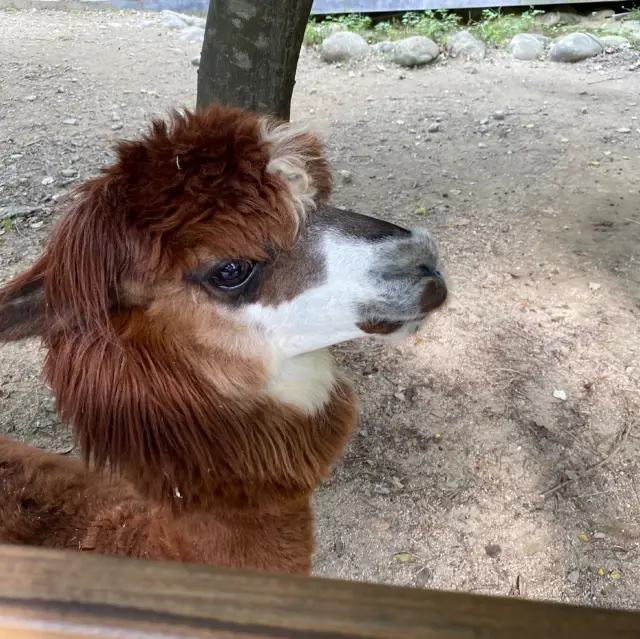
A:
[0,104,357,573]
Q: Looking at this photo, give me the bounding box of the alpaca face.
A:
[215,205,447,359]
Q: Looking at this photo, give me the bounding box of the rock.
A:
[391,36,439,68]
[25,94,37,102]
[428,122,440,133]
[549,33,604,62]
[191,55,201,66]
[111,122,124,131]
[588,9,615,22]
[446,30,485,61]
[567,570,580,584]
[529,33,551,45]
[536,11,581,28]
[60,169,77,177]
[493,110,506,120]
[338,169,353,183]
[510,34,545,61]
[41,176,54,186]
[161,13,188,30]
[181,26,204,43]
[373,40,398,54]
[321,32,369,63]
[160,10,205,29]
[62,118,77,125]
[0,205,40,220]
[485,544,502,558]
[600,35,630,48]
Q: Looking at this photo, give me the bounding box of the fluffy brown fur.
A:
[0,104,356,574]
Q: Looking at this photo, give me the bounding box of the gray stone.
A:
[391,36,439,68]
[160,10,205,28]
[373,40,398,54]
[549,33,604,62]
[181,26,205,43]
[446,30,485,61]
[321,31,369,63]
[191,55,201,67]
[510,33,544,61]
[428,122,440,133]
[338,169,353,183]
[60,169,77,177]
[161,14,187,30]
[600,35,630,48]
[536,11,581,28]
[567,570,580,584]
[529,33,551,45]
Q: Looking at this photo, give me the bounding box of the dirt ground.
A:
[1,8,639,611]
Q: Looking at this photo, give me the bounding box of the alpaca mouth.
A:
[357,316,426,336]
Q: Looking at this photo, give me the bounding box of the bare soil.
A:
[1,8,640,611]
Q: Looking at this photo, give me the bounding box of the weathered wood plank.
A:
[0,544,638,638]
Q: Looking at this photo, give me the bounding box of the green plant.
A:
[401,10,461,41]
[335,13,373,33]
[1,219,13,235]
[471,7,544,46]
[304,18,332,47]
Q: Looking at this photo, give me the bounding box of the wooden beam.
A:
[0,544,637,638]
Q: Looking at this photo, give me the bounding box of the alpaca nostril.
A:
[418,264,442,279]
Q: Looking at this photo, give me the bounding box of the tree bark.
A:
[197,0,314,121]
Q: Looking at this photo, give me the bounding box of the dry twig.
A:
[541,421,634,498]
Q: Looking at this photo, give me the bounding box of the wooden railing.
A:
[0,545,638,638]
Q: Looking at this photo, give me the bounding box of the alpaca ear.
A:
[0,258,49,341]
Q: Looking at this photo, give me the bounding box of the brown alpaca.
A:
[0,104,447,574]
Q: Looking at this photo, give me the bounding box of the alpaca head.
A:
[0,105,447,509]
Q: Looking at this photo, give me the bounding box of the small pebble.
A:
[30,221,44,229]
[428,122,440,133]
[60,169,77,178]
[338,169,353,184]
[62,118,78,125]
[25,95,37,102]
[493,110,506,120]
[567,570,580,584]
[111,122,124,131]
[617,127,631,133]
[41,176,54,186]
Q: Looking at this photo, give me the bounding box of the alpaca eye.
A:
[208,260,254,289]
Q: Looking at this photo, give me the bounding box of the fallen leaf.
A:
[598,568,605,576]
[609,569,621,580]
[414,337,424,346]
[394,552,415,564]
[415,206,427,215]
[576,533,590,542]
[589,161,601,167]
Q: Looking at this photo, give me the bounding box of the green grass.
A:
[469,8,544,45]
[303,7,639,50]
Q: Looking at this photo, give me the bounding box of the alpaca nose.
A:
[419,267,447,314]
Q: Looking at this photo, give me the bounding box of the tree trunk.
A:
[197,0,314,121]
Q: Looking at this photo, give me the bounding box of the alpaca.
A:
[0,104,447,574]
